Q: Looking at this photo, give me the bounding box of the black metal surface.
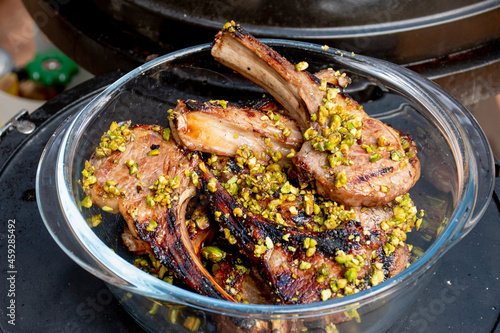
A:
[21,0,500,108]
[0,73,499,332]
[0,71,146,333]
[91,0,500,64]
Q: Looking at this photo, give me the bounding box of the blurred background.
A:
[0,0,499,157]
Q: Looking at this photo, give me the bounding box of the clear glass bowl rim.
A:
[38,39,494,318]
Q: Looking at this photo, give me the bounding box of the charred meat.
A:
[83,123,233,301]
[211,22,420,207]
[197,161,418,304]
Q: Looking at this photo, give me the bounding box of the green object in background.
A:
[25,49,79,87]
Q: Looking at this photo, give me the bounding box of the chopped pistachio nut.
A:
[148,303,159,315]
[146,195,155,207]
[167,308,181,324]
[377,135,390,147]
[299,261,312,270]
[166,108,175,120]
[81,161,97,189]
[321,288,333,301]
[303,127,318,141]
[383,242,396,256]
[222,20,236,32]
[233,207,243,217]
[285,148,296,159]
[163,128,170,141]
[335,250,352,265]
[345,267,358,282]
[361,143,374,154]
[145,219,157,232]
[82,195,92,208]
[193,213,210,230]
[91,214,102,227]
[103,179,126,197]
[346,308,361,323]
[207,178,218,192]
[147,149,160,156]
[210,99,228,109]
[316,263,330,283]
[325,323,339,333]
[306,248,316,257]
[207,154,218,166]
[295,61,309,72]
[198,161,208,174]
[289,206,299,215]
[303,193,315,215]
[201,246,226,263]
[391,150,404,161]
[370,268,385,286]
[147,174,180,208]
[125,159,139,175]
[319,79,328,91]
[416,218,423,230]
[370,153,382,163]
[190,171,199,186]
[337,278,348,289]
[102,206,113,212]
[254,244,267,257]
[223,228,237,245]
[307,237,318,248]
[183,316,201,332]
[265,236,274,249]
[95,122,133,158]
[335,170,347,188]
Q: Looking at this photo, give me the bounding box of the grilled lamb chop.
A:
[84,123,167,215]
[83,123,233,301]
[169,99,302,164]
[212,257,274,304]
[211,22,420,207]
[197,162,394,305]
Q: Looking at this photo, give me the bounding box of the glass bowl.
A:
[36,40,494,333]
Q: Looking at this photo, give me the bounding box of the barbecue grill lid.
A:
[95,0,498,38]
[23,0,500,71]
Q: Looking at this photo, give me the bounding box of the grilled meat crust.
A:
[211,24,420,207]
[213,260,273,304]
[295,125,420,207]
[86,125,234,301]
[86,125,169,215]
